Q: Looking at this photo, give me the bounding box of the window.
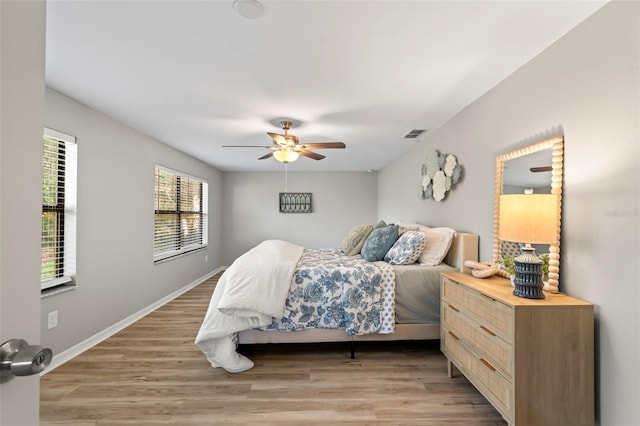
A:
[41,128,77,291]
[154,166,208,262]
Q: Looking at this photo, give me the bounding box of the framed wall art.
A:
[279,192,312,213]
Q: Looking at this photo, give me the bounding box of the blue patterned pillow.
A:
[384,231,426,265]
[361,224,399,262]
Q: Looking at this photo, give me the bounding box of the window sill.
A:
[41,277,76,298]
[154,246,207,264]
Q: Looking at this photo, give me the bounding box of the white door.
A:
[0,1,47,424]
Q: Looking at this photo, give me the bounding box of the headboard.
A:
[443,232,479,273]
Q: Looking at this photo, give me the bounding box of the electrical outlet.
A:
[47,311,58,329]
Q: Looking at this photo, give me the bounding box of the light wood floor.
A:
[40,273,506,425]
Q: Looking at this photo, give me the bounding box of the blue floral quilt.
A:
[268,248,396,336]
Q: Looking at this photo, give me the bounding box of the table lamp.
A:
[498,194,560,299]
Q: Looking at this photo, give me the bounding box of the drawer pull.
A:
[448,331,460,340]
[480,358,496,371]
[480,293,496,302]
[449,305,460,312]
[480,325,496,336]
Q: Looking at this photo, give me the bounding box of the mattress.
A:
[393,262,455,323]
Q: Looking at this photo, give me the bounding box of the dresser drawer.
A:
[442,301,513,381]
[441,276,513,342]
[442,326,513,420]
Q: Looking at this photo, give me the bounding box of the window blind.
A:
[41,129,77,290]
[154,166,208,262]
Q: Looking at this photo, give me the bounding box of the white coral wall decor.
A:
[420,150,462,201]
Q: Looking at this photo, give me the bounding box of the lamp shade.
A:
[273,148,299,163]
[499,194,560,245]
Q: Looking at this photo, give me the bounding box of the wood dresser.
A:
[440,271,594,426]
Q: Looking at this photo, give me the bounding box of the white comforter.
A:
[195,240,304,373]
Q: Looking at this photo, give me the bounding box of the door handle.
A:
[0,338,53,383]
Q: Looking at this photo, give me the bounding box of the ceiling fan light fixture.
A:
[273,149,299,163]
[232,0,264,19]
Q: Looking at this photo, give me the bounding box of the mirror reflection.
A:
[501,149,553,258]
[493,137,564,292]
[503,149,552,194]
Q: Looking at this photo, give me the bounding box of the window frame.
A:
[41,128,77,292]
[154,165,208,263]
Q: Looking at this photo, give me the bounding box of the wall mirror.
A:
[493,136,564,292]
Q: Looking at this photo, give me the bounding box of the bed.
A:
[238,231,478,345]
[195,228,478,372]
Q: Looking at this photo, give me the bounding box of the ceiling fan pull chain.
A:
[284,163,288,193]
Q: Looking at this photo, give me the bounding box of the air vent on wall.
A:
[404,129,426,139]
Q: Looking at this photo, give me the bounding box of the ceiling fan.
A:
[223,120,346,163]
[530,166,553,172]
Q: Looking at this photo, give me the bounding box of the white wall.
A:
[40,89,223,356]
[378,2,639,425]
[0,1,46,423]
[221,171,377,264]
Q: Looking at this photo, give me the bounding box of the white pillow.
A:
[397,222,420,235]
[416,224,430,234]
[418,227,456,266]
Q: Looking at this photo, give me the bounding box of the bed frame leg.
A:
[350,341,355,359]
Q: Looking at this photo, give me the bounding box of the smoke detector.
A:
[233,0,264,19]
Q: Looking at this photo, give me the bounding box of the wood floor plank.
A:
[40,273,506,425]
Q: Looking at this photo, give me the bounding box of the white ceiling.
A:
[45,0,606,172]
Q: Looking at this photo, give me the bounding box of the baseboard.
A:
[42,267,224,374]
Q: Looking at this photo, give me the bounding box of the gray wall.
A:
[41,89,223,355]
[220,171,377,265]
[0,1,46,423]
[378,2,639,425]
[33,2,638,424]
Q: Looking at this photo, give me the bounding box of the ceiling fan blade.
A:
[299,142,346,149]
[258,151,274,160]
[298,149,325,160]
[267,132,287,146]
[530,166,553,172]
